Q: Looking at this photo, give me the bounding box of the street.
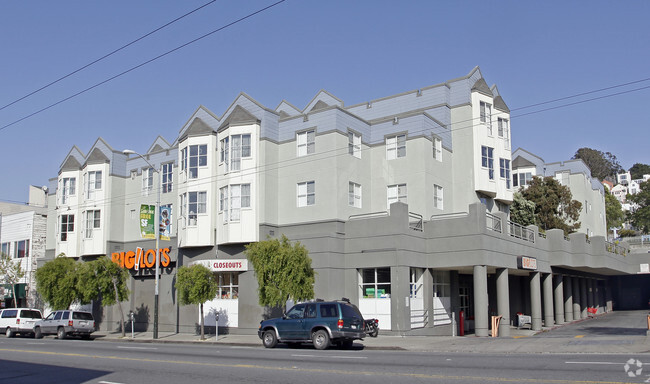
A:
[1,335,649,384]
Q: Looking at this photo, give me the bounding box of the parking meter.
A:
[129,311,135,338]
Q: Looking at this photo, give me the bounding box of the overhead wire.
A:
[0,0,217,113]
[0,0,287,132]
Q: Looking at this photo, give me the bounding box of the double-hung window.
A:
[498,118,509,139]
[219,186,229,222]
[188,144,207,179]
[60,214,74,241]
[348,182,362,208]
[217,273,239,299]
[513,172,532,187]
[480,101,492,135]
[142,168,154,195]
[86,171,102,199]
[187,191,206,226]
[360,268,391,298]
[221,134,251,172]
[387,183,407,207]
[1,243,9,257]
[15,240,29,259]
[297,130,315,157]
[434,184,443,209]
[84,210,101,239]
[499,159,511,188]
[433,137,442,161]
[229,184,251,222]
[348,131,361,158]
[481,146,494,180]
[297,181,315,207]
[386,134,406,160]
[61,177,76,205]
[162,163,173,193]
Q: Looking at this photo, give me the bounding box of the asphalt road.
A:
[1,336,649,384]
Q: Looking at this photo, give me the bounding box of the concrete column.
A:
[423,269,434,328]
[553,274,565,325]
[473,265,489,337]
[390,266,411,333]
[563,275,574,322]
[542,273,554,327]
[587,279,594,311]
[496,268,510,337]
[580,278,588,319]
[450,270,460,332]
[572,276,581,320]
[530,272,542,331]
[605,279,613,312]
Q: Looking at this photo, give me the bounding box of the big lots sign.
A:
[111,247,172,270]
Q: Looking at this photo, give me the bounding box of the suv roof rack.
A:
[341,297,350,303]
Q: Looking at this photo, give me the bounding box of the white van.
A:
[0,308,43,337]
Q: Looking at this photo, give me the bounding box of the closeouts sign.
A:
[192,259,248,272]
[111,247,172,270]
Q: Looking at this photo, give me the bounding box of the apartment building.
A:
[511,148,607,237]
[45,67,643,337]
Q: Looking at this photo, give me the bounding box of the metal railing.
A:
[348,211,389,221]
[409,212,423,232]
[508,221,535,243]
[410,309,428,329]
[486,213,502,233]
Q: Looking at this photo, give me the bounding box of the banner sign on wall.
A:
[192,259,248,272]
[140,205,155,239]
[159,205,172,241]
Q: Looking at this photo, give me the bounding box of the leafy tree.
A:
[520,176,582,235]
[629,163,650,180]
[572,147,623,181]
[245,235,315,309]
[605,192,625,231]
[77,257,130,337]
[628,180,650,234]
[35,255,81,310]
[0,252,25,308]
[509,192,536,227]
[176,264,218,340]
[617,229,636,238]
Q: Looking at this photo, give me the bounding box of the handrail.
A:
[486,213,502,233]
[508,221,535,243]
[409,212,423,232]
[348,211,389,221]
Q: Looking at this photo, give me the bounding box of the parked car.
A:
[0,308,43,337]
[258,298,365,350]
[33,310,95,340]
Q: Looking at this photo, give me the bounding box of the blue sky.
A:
[1,1,648,204]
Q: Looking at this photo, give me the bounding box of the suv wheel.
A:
[34,327,43,339]
[5,327,14,338]
[57,327,67,340]
[262,330,277,348]
[312,330,330,350]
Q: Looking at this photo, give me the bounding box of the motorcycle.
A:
[364,318,379,337]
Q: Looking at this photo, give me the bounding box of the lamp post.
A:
[123,149,161,339]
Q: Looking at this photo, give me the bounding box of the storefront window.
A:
[216,272,239,299]
[360,268,391,298]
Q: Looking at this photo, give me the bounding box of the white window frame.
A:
[84,210,101,239]
[481,146,494,180]
[498,118,509,139]
[185,144,207,179]
[187,191,207,226]
[297,130,315,157]
[142,168,154,196]
[348,182,362,208]
[162,163,173,193]
[387,183,407,207]
[434,184,443,210]
[348,131,361,158]
[360,268,391,298]
[216,272,239,299]
[297,181,315,207]
[500,158,511,189]
[86,171,102,199]
[61,177,76,205]
[386,134,406,160]
[480,101,492,135]
[60,214,74,241]
[433,137,442,161]
[14,240,29,259]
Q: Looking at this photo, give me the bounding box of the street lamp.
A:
[123,149,161,339]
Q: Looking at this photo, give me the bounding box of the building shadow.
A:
[0,359,111,384]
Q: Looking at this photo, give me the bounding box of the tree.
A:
[573,147,623,181]
[0,252,25,308]
[509,192,536,227]
[175,264,218,340]
[520,176,582,235]
[35,255,80,310]
[628,180,650,234]
[629,163,650,180]
[605,192,625,232]
[245,235,315,309]
[77,257,130,337]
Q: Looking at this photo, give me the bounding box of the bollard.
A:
[459,310,465,336]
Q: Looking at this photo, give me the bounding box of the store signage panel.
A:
[111,247,172,270]
[193,259,248,272]
[517,256,537,270]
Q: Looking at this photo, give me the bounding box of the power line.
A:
[0,0,217,113]
[0,0,287,133]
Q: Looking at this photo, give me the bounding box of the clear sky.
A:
[1,1,648,204]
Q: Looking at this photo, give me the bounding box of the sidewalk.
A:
[91,313,650,355]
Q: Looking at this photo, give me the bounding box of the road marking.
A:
[0,347,633,384]
[117,346,158,350]
[98,381,125,384]
[566,362,623,365]
[291,354,367,359]
[574,335,585,338]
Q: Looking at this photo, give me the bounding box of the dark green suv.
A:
[258,299,365,350]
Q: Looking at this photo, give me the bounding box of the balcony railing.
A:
[409,212,423,232]
[486,213,502,233]
[508,221,535,243]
